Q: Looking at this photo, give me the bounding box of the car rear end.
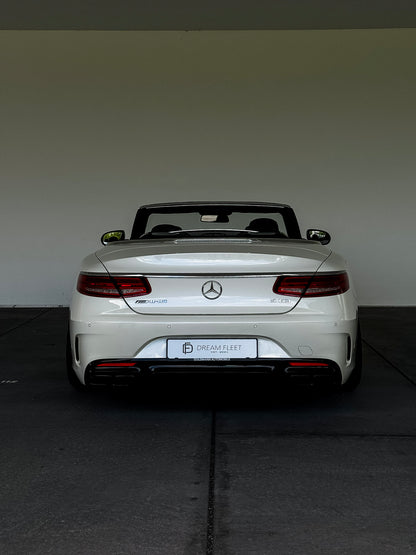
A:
[68,238,358,388]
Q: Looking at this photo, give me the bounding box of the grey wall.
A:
[1,30,415,306]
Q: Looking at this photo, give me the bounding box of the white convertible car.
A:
[68,202,361,390]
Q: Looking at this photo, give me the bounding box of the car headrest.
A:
[245,218,280,234]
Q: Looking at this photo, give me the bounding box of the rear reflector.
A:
[97,362,137,367]
[77,274,151,298]
[288,362,329,367]
[273,272,349,297]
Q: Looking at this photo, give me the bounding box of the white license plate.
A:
[167,339,258,360]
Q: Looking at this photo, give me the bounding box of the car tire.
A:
[66,332,89,391]
[341,325,362,392]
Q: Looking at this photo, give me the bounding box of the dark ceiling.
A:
[2,0,416,30]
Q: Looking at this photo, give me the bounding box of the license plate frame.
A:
[167,338,258,360]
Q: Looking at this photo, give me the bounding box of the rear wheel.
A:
[341,325,362,392]
[66,332,89,391]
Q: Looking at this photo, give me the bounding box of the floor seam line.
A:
[206,409,216,555]
[0,308,52,338]
[363,338,416,387]
[216,432,416,439]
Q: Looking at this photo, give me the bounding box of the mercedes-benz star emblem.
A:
[202,280,223,300]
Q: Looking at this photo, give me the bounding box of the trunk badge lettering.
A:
[135,299,167,304]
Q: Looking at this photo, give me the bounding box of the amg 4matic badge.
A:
[135,299,168,304]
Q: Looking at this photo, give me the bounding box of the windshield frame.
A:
[130,202,302,240]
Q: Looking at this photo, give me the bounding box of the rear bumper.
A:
[70,289,358,386]
[85,358,342,387]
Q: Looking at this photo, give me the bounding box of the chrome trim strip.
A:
[86,271,344,278]
[79,271,109,276]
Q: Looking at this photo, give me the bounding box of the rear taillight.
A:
[273,272,349,297]
[77,274,151,298]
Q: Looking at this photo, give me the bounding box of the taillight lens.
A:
[77,274,151,298]
[273,272,349,297]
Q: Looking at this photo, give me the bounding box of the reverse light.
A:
[77,274,152,298]
[273,272,349,297]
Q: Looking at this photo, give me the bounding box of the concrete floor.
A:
[0,307,416,554]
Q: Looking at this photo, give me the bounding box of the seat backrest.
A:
[151,224,182,233]
[245,218,281,235]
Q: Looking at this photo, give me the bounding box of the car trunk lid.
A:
[96,238,330,315]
